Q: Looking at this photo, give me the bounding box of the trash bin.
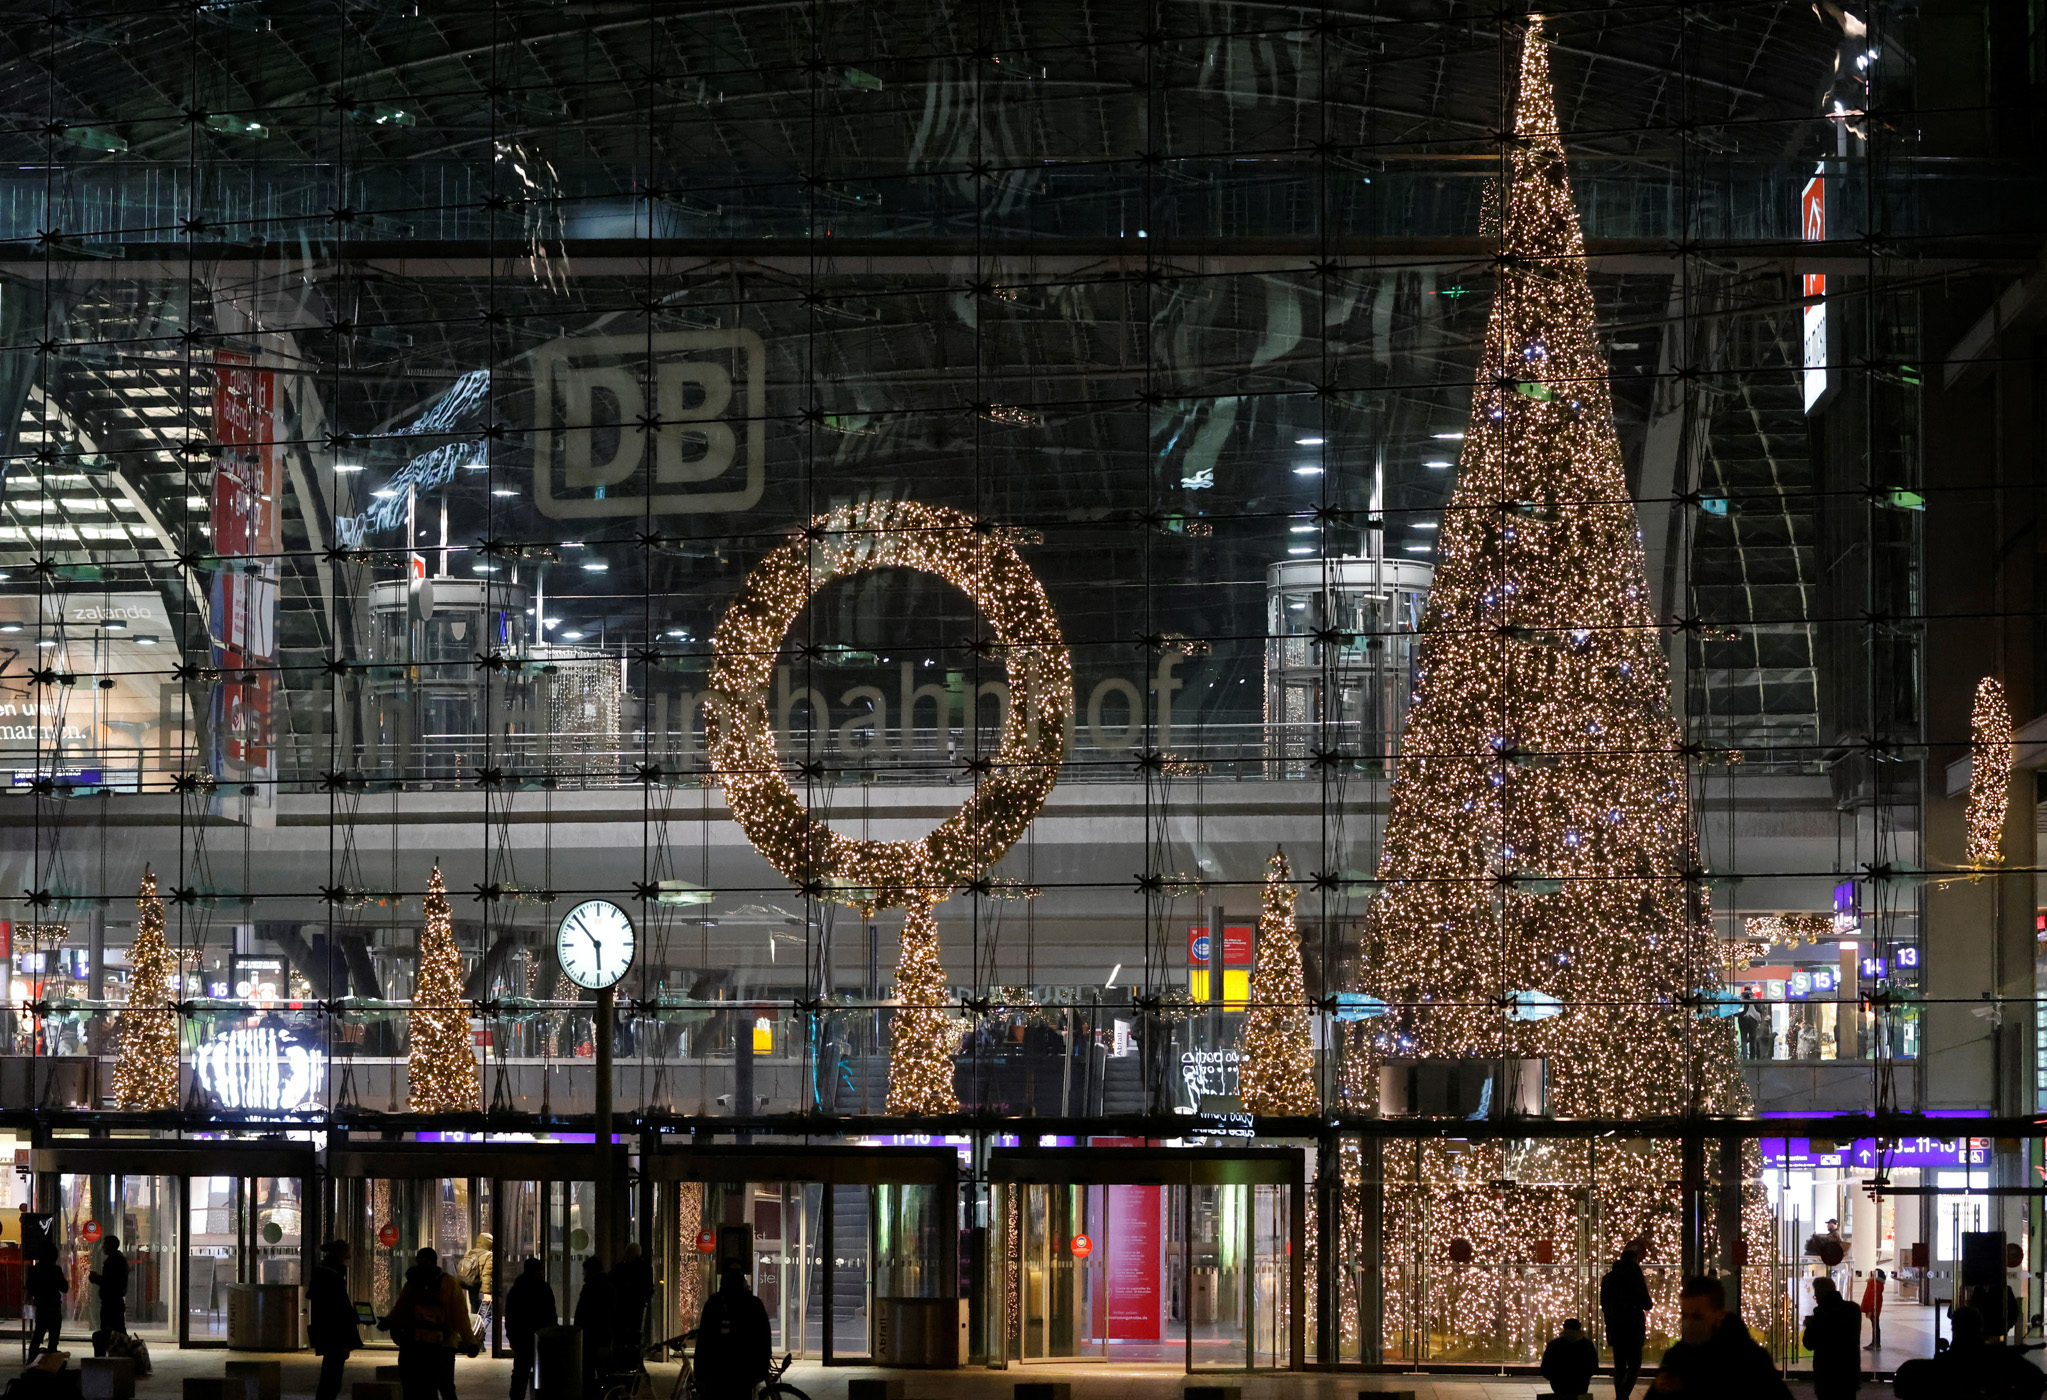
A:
[534,1324,582,1400]
[226,1283,301,1351]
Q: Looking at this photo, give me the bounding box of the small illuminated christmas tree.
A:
[113,867,178,1110]
[408,863,480,1113]
[1239,848,1316,1116]
[886,904,960,1115]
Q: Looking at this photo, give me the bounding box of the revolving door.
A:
[989,1146,1304,1371]
[328,1141,622,1357]
[646,1143,958,1364]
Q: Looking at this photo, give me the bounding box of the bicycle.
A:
[758,1352,809,1400]
[601,1330,698,1400]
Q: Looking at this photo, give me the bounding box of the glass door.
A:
[494,1180,547,1355]
[1185,1183,1247,1369]
[751,1183,824,1358]
[1018,1184,1105,1361]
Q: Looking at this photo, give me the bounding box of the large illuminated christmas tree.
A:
[1351,17,1756,1356]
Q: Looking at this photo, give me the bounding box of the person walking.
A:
[609,1243,654,1359]
[24,1249,67,1357]
[693,1267,771,1400]
[1802,1275,1864,1400]
[502,1258,557,1400]
[309,1240,362,1400]
[1540,1318,1598,1399]
[458,1234,494,1319]
[89,1233,129,1346]
[1859,1267,1886,1350]
[573,1257,614,1399]
[386,1247,479,1400]
[1599,1248,1653,1400]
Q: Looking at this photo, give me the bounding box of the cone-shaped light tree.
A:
[113,867,179,1110]
[1350,17,1757,1353]
[409,863,480,1113]
[1239,849,1317,1116]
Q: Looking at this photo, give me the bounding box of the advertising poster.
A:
[1102,1184,1161,1341]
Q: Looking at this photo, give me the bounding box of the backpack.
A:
[104,1333,151,1377]
[408,1291,452,1348]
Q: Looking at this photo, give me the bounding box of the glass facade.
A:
[0,0,2039,1377]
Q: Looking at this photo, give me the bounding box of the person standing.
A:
[1859,1267,1886,1350]
[693,1267,771,1400]
[24,1248,67,1357]
[1801,1275,1864,1400]
[89,1234,129,1346]
[573,1257,614,1398]
[309,1240,362,1400]
[1600,1248,1653,1400]
[609,1243,654,1359]
[1540,1318,1598,1399]
[502,1258,557,1400]
[386,1247,479,1400]
[1653,1275,1790,1398]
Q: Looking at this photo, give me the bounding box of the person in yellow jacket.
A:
[385,1247,480,1400]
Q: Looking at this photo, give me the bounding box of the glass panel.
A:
[186,1177,241,1342]
[827,1184,870,1361]
[496,1180,547,1355]
[55,1174,174,1343]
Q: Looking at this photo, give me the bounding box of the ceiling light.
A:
[1432,431,1465,440]
[542,616,561,627]
[665,628,689,638]
[0,624,21,634]
[1290,525,1317,534]
[101,619,127,630]
[1424,460,1452,469]
[581,560,609,573]
[472,564,497,574]
[1414,521,1439,531]
[1287,546,1313,555]
[371,487,399,499]
[186,495,206,507]
[492,488,517,497]
[1293,465,1323,476]
[1404,544,1433,553]
[1294,435,1325,446]
[36,638,58,648]
[559,630,585,641]
[134,635,159,646]
[332,462,364,473]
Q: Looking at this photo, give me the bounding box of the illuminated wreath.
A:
[707,499,1072,913]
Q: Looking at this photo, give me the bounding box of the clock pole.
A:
[594,983,616,1262]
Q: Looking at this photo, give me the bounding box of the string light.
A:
[1238,848,1316,1116]
[409,862,480,1113]
[1742,912,1834,947]
[1349,17,1760,1354]
[887,903,960,1115]
[112,866,177,1110]
[1965,675,2012,869]
[707,499,1072,1110]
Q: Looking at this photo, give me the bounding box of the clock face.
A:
[555,900,636,990]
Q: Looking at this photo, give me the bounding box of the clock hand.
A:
[587,930,604,966]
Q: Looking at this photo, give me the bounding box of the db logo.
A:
[378,1223,400,1248]
[81,1221,101,1243]
[533,331,765,520]
[1070,1234,1093,1259]
[696,1230,717,1254]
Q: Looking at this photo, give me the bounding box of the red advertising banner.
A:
[1187,926,1255,966]
[1800,174,1826,299]
[1104,1184,1161,1340]
[211,350,280,775]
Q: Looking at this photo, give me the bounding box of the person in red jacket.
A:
[1859,1268,1886,1350]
